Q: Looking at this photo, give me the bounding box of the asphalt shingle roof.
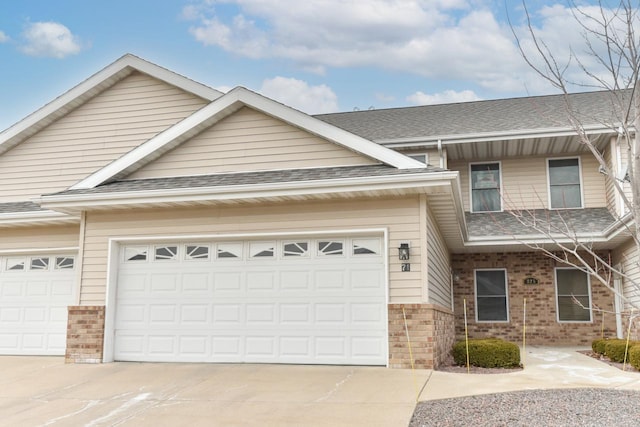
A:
[50,164,448,196]
[0,201,45,214]
[315,90,627,141]
[466,208,616,237]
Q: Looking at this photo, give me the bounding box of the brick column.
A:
[65,306,105,364]
[388,304,455,369]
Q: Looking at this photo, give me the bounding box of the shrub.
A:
[452,338,520,368]
[604,339,640,363]
[628,345,640,371]
[592,338,607,355]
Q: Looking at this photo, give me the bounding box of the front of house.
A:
[0,55,636,369]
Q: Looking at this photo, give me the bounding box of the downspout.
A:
[437,139,444,168]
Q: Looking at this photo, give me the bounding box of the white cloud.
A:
[20,22,82,58]
[0,31,8,43]
[184,1,638,95]
[259,76,339,114]
[407,89,481,105]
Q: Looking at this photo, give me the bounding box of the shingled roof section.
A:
[315,90,626,141]
[0,201,45,214]
[466,208,617,238]
[50,164,448,196]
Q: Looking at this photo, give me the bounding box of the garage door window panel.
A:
[283,241,309,257]
[55,257,75,270]
[318,241,344,256]
[352,238,381,255]
[6,258,25,271]
[185,245,210,261]
[30,257,49,270]
[250,242,275,259]
[125,246,148,262]
[155,245,178,261]
[216,243,242,259]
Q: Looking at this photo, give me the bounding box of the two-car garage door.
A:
[114,236,387,365]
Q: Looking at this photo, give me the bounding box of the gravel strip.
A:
[410,389,640,427]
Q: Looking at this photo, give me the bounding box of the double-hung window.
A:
[475,269,509,322]
[548,158,582,208]
[555,268,591,322]
[470,162,501,212]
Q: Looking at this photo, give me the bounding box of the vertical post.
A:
[463,299,470,373]
[522,298,526,368]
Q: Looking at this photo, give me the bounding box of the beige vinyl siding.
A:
[604,140,618,214]
[426,204,452,308]
[450,154,607,211]
[0,225,79,251]
[128,107,378,179]
[0,72,208,202]
[80,197,423,305]
[613,238,640,311]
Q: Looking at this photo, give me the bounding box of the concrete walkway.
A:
[420,346,640,401]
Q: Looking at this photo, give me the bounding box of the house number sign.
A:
[523,277,539,285]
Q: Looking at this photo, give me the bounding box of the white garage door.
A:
[114,236,387,365]
[0,254,76,355]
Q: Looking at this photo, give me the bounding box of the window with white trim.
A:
[475,269,509,322]
[470,162,501,212]
[548,158,582,208]
[408,153,429,165]
[555,268,591,322]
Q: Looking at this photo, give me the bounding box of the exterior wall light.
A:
[399,243,410,260]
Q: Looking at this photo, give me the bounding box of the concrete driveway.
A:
[0,356,429,427]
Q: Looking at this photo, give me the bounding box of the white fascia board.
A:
[72,87,425,190]
[121,54,223,101]
[0,54,222,155]
[0,210,78,226]
[43,171,459,210]
[378,125,616,148]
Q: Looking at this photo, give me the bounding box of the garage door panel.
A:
[115,237,386,365]
[0,254,76,356]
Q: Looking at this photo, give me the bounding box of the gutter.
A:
[41,171,460,211]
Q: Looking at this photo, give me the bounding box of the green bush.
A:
[628,345,640,371]
[604,339,640,363]
[452,338,520,368]
[592,338,607,355]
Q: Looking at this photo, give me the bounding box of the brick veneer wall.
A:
[65,306,105,364]
[388,304,455,369]
[451,252,617,345]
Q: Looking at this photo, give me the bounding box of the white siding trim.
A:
[0,246,78,255]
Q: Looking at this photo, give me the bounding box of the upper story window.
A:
[470,162,501,212]
[548,158,582,209]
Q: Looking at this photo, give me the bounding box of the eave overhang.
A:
[0,210,79,228]
[41,171,463,215]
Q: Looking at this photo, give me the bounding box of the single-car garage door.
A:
[114,236,387,365]
[0,254,76,355]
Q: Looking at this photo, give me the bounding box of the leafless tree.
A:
[507,0,640,315]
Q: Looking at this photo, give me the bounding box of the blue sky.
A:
[0,0,633,130]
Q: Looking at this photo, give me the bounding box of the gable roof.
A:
[0,54,223,157]
[71,87,426,190]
